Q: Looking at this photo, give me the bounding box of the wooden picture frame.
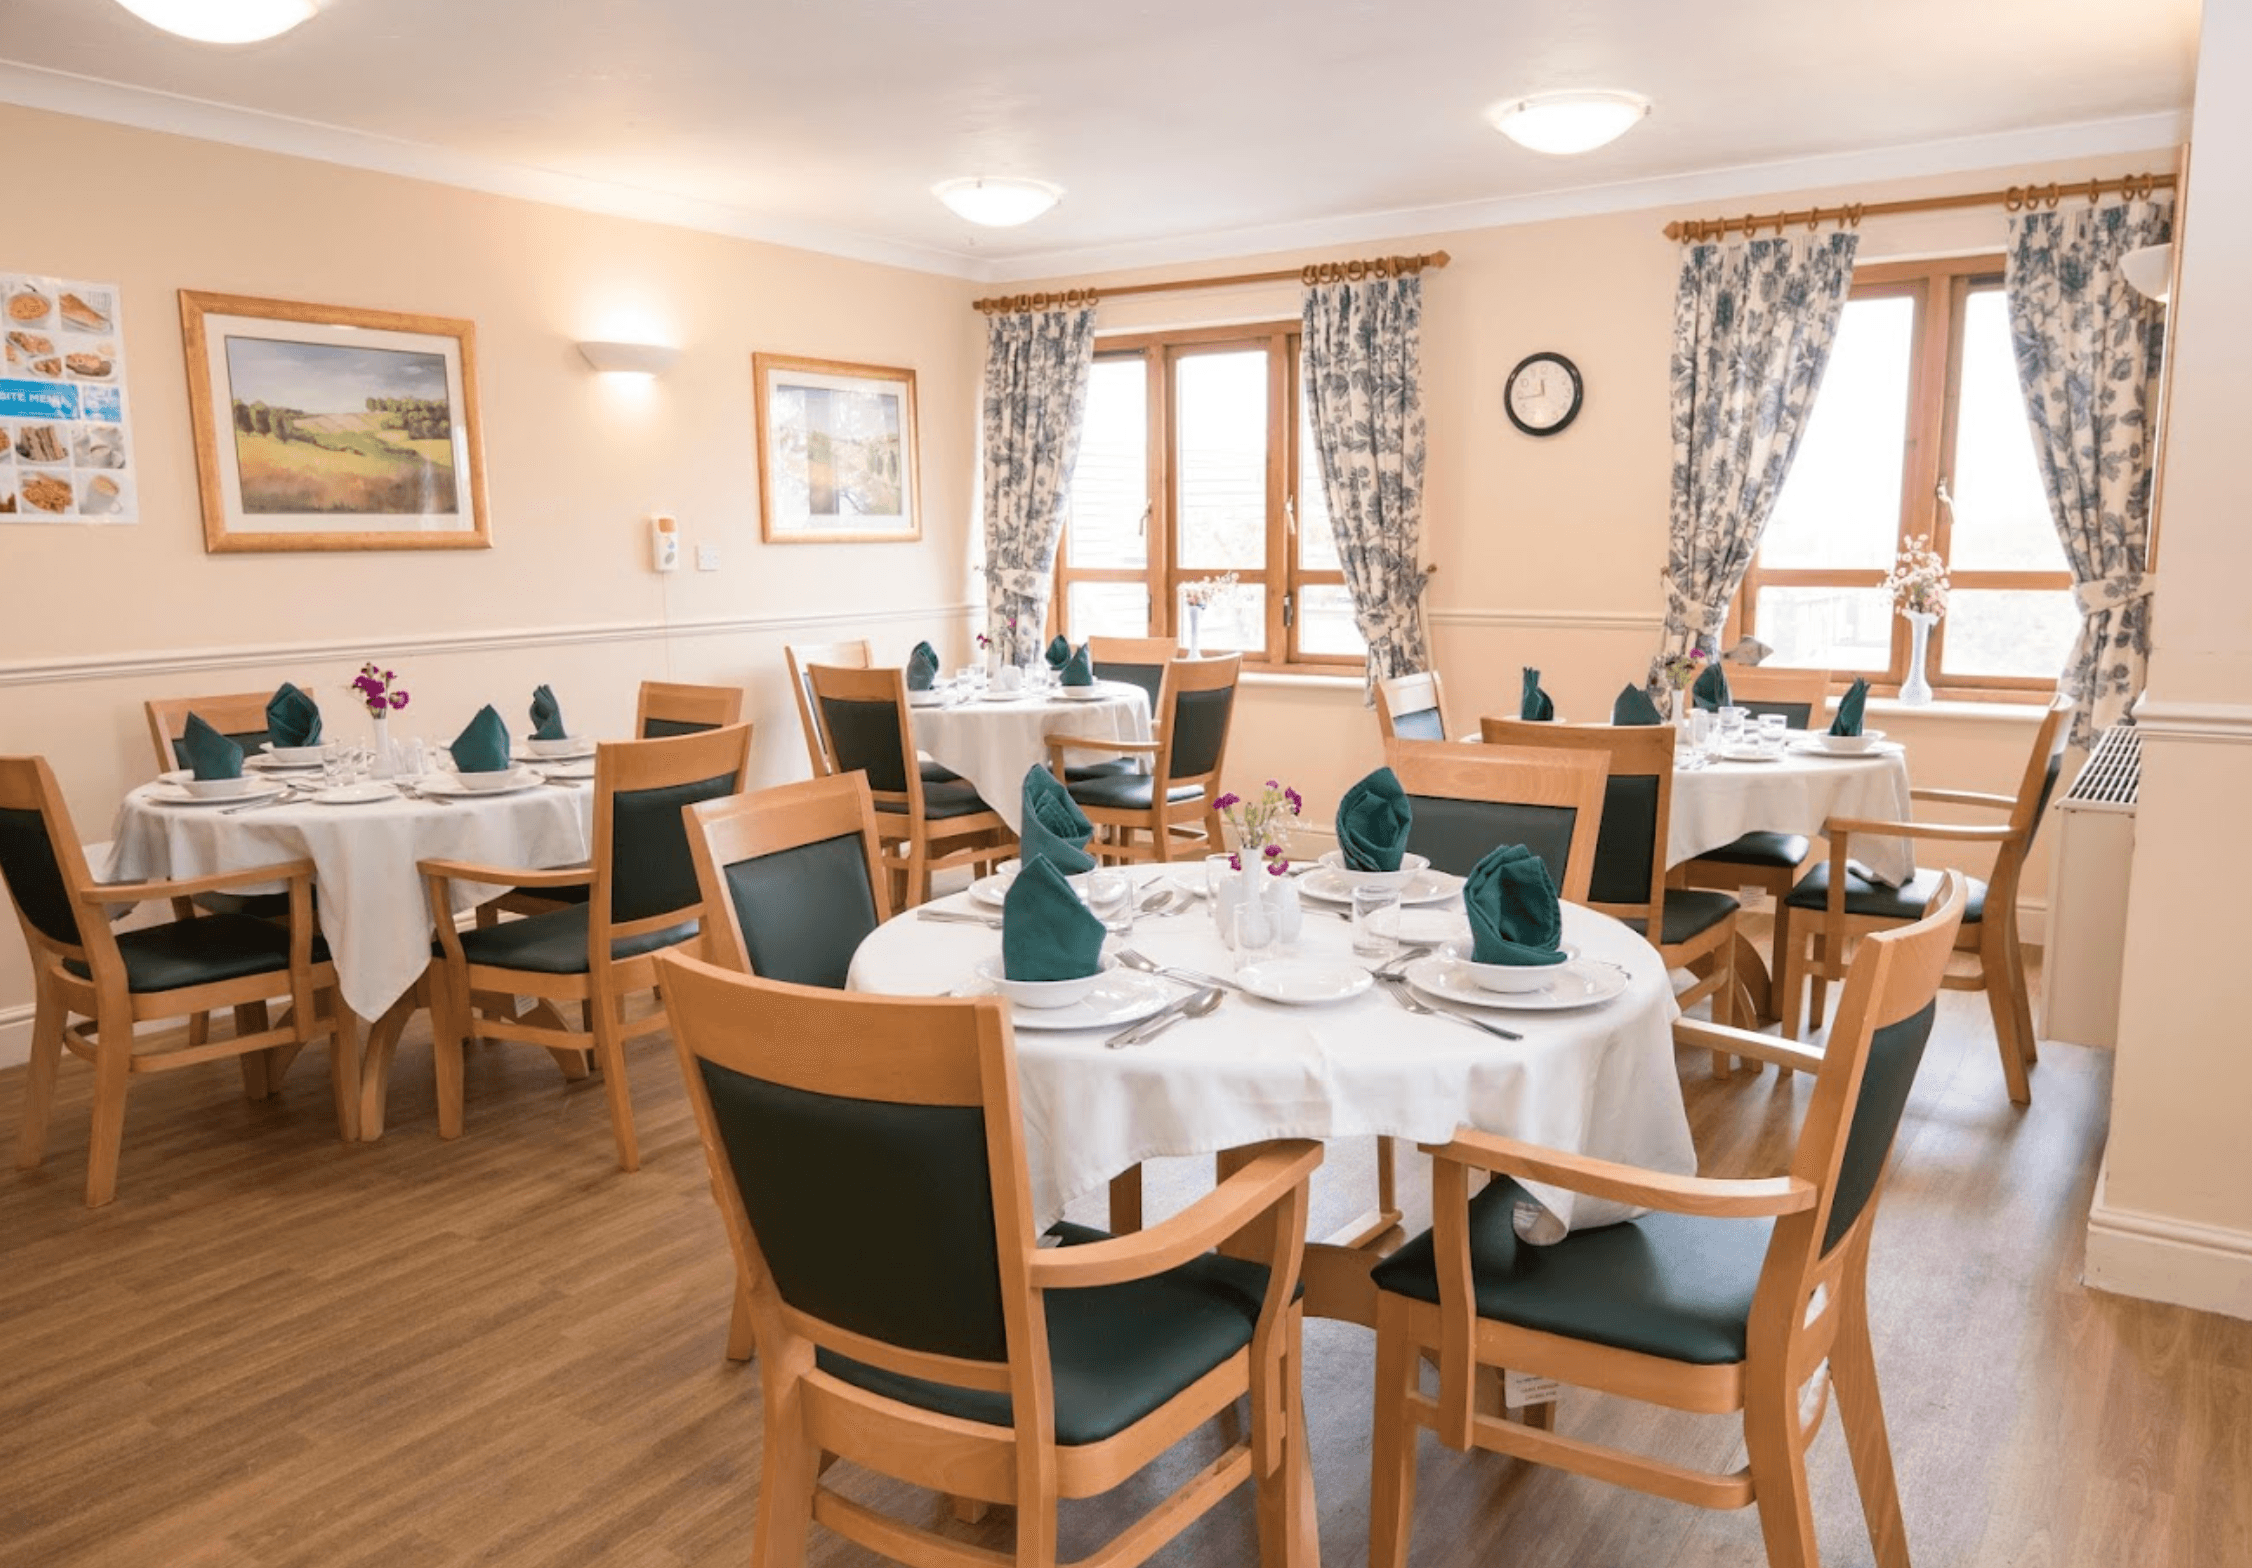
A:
[752,352,921,544]
[179,290,491,554]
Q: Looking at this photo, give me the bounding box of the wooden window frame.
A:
[1729,254,2072,700]
[1053,321,1360,674]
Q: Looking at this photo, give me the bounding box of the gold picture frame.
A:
[753,352,921,544]
[180,290,491,554]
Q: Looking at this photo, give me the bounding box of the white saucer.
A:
[967,970,1171,1031]
[145,780,286,808]
[415,767,545,798]
[1300,866,1462,908]
[1234,959,1373,1006]
[1711,745,1784,764]
[1403,954,1629,1012]
[906,690,948,708]
[259,741,326,765]
[310,782,397,806]
[246,752,322,772]
[970,863,1093,906]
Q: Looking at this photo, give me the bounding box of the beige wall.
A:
[0,101,984,1053]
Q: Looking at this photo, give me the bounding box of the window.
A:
[1054,323,1363,669]
[1733,256,2074,695]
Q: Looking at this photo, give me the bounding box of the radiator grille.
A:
[2062,725,2141,808]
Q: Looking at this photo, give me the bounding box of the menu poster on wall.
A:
[1,273,136,526]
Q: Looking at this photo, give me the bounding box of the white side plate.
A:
[1234,960,1373,1006]
[1403,955,1629,1012]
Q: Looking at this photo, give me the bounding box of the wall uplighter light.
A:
[577,341,681,378]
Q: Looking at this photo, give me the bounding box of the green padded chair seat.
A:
[817,1222,1285,1446]
[1371,1177,1772,1366]
[1691,831,1811,871]
[191,890,295,920]
[920,761,963,784]
[1063,758,1140,782]
[1618,888,1739,948]
[63,913,309,994]
[1066,775,1205,811]
[873,780,995,820]
[1786,864,1986,924]
[454,904,698,974]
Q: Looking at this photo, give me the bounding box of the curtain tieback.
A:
[2074,574,2153,617]
[1659,572,1719,642]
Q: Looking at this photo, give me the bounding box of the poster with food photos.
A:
[1,273,135,525]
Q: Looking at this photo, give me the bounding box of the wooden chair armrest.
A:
[83,859,316,905]
[1043,736,1163,756]
[1027,1141,1324,1288]
[1909,788,2018,811]
[1417,1129,1815,1220]
[1827,816,2015,844]
[416,857,592,890]
[1672,1018,1826,1075]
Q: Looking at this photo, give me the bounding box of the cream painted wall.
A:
[0,101,985,1054]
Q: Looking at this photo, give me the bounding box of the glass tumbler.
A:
[1083,869,1135,938]
[1352,884,1402,960]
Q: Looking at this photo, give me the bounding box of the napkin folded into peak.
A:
[1337,766,1413,874]
[265,682,322,749]
[1061,643,1094,688]
[1830,676,1870,736]
[1612,684,1665,725]
[1464,843,1566,967]
[528,683,567,742]
[1520,667,1554,722]
[1693,660,1732,712]
[1020,765,1096,875]
[1045,634,1072,670]
[451,705,511,773]
[1002,856,1106,981]
[906,641,941,693]
[182,713,244,781]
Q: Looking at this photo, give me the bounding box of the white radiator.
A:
[2043,726,2141,1048]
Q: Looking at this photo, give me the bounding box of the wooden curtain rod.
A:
[1663,170,2175,244]
[971,250,1450,314]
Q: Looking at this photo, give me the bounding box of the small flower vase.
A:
[1669,688,1687,728]
[1185,605,1204,659]
[1900,611,1938,706]
[368,709,395,777]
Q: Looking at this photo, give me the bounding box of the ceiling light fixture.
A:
[112,0,320,43]
[578,341,680,378]
[933,177,1064,228]
[1488,90,1651,156]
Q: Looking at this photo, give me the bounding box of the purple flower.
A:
[1227,852,1242,871]
[1283,787,1303,815]
[1214,792,1240,810]
[1266,778,1278,788]
[388,691,409,710]
[1262,843,1281,858]
[1266,860,1288,876]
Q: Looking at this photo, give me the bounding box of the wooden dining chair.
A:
[144,682,323,772]
[782,640,873,774]
[1048,653,1241,864]
[1071,636,1180,781]
[419,723,751,1171]
[809,663,1011,908]
[1365,872,1969,1568]
[1775,696,2070,1105]
[659,947,1323,1568]
[1375,669,1452,743]
[635,679,745,739]
[1,755,356,1206]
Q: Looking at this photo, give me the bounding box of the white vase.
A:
[1185,605,1204,659]
[368,710,395,777]
[1669,688,1687,728]
[1900,611,1938,706]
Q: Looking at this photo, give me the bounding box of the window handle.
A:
[1283,591,1295,630]
[1138,500,1151,539]
[1935,477,1956,515]
[1285,495,1298,539]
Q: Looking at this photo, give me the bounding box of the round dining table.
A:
[1669,738,1915,884]
[909,680,1152,831]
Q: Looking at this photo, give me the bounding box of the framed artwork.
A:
[179,290,490,553]
[753,352,921,543]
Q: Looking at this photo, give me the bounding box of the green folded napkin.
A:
[528,683,567,742]
[1045,634,1072,670]
[1003,856,1106,981]
[1830,677,1869,736]
[450,705,511,773]
[1520,667,1554,722]
[265,682,322,750]
[1465,843,1567,967]
[1337,766,1413,873]
[1061,643,1094,687]
[1020,765,1096,875]
[906,641,941,692]
[181,712,244,781]
[1693,661,1732,711]
[1612,684,1665,725]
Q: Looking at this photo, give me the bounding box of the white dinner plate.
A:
[1403,954,1629,1012]
[1790,737,1903,758]
[1055,685,1108,701]
[144,780,286,808]
[1234,959,1373,1006]
[245,752,322,773]
[1300,866,1462,908]
[258,742,327,765]
[970,863,1094,906]
[309,782,398,806]
[967,970,1172,1031]
[906,690,948,708]
[1710,745,1784,764]
[414,767,546,798]
[977,689,1029,703]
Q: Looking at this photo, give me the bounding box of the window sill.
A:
[1865,696,2047,723]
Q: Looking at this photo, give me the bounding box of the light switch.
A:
[696,544,721,571]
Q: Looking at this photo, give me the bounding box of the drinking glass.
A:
[1228,898,1281,968]
[1758,713,1789,749]
[1083,869,1135,937]
[1352,884,1402,960]
[1718,705,1748,743]
[1203,853,1237,900]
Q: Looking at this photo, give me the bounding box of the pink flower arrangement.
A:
[1660,644,1712,690]
[1216,778,1304,875]
[350,661,410,716]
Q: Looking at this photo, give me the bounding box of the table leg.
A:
[1108,1166,1144,1234]
[358,985,421,1141]
[1731,931,1775,1029]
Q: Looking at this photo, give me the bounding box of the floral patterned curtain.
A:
[1302,275,1431,686]
[1656,232,1859,682]
[2004,198,2172,748]
[982,306,1097,665]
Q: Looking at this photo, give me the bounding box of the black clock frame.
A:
[1504,351,1584,437]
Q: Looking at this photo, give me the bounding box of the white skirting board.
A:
[0,1002,31,1072]
[2085,1154,2252,1322]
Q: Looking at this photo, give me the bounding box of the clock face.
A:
[1505,352,1583,436]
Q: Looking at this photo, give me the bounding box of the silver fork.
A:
[1376,973,1522,1041]
[917,908,1003,929]
[1115,947,1242,994]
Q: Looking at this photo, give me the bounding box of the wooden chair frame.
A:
[1710,665,1834,724]
[1776,697,2070,1105]
[419,723,752,1171]
[636,679,746,737]
[143,682,322,772]
[3,756,356,1206]
[1084,635,1180,671]
[1374,670,1451,744]
[1045,653,1241,864]
[1369,873,1971,1568]
[686,772,892,978]
[660,949,1324,1568]
[783,640,873,775]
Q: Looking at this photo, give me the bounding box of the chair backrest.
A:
[1479,718,1675,924]
[1086,635,1178,714]
[0,757,100,964]
[635,680,746,740]
[144,682,320,771]
[1152,653,1242,788]
[807,663,928,812]
[590,725,752,942]
[1375,670,1449,744]
[783,640,874,774]
[1994,696,2074,900]
[661,950,1048,1427]
[1384,739,1609,901]
[1719,665,1831,730]
[686,773,890,987]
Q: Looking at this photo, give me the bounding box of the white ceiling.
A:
[0,0,2200,279]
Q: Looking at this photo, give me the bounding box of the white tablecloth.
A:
[105,782,595,1021]
[1670,746,1915,885]
[849,865,1695,1235]
[910,682,1153,832]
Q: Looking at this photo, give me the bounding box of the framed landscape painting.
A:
[180,291,491,553]
[753,352,920,543]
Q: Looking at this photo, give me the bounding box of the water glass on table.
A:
[1082,869,1135,937]
[1227,899,1281,968]
[1758,713,1789,749]
[1352,884,1402,960]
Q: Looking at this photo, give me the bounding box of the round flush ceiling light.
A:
[933,177,1064,228]
[112,0,319,44]
[1488,90,1651,155]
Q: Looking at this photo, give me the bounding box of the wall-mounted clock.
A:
[1505,351,1584,437]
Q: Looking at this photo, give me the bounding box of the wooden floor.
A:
[2,933,2248,1568]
